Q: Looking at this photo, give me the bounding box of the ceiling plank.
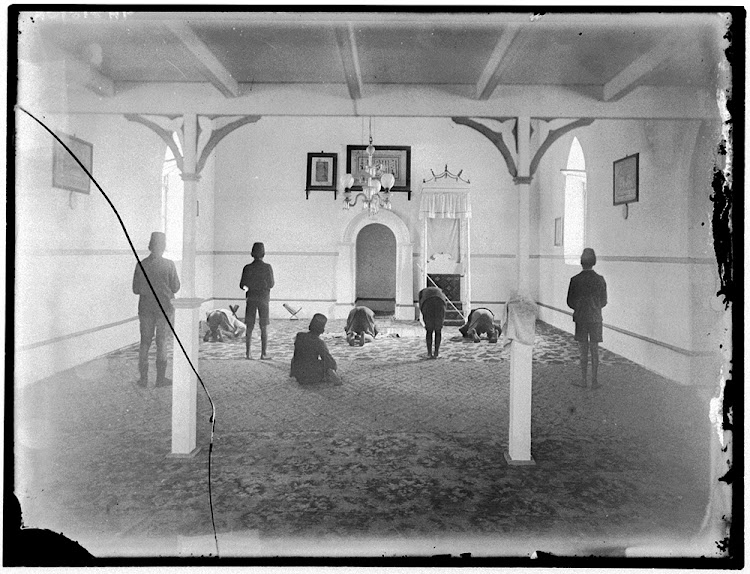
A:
[334,24,363,100]
[602,40,680,102]
[164,21,240,98]
[476,25,521,100]
[64,56,115,97]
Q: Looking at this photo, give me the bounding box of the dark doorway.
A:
[355,223,396,315]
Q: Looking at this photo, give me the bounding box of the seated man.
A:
[290,313,342,385]
[204,305,247,342]
[345,305,379,346]
[418,286,448,359]
[459,308,500,343]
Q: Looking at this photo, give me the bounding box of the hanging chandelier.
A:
[340,120,395,216]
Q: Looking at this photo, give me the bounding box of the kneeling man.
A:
[345,305,379,346]
[459,308,500,343]
[204,305,246,342]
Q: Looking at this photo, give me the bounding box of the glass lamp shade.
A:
[341,173,355,189]
[380,172,395,190]
[371,179,382,194]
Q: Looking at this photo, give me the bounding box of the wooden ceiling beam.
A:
[602,39,679,102]
[475,25,521,100]
[164,21,240,98]
[334,24,364,100]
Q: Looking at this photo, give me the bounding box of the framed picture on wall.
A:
[346,145,411,199]
[306,152,338,199]
[613,153,639,205]
[554,217,563,246]
[52,133,93,194]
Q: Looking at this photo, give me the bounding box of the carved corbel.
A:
[452,116,519,178]
[124,113,261,178]
[453,116,595,183]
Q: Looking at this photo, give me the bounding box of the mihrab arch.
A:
[335,210,414,320]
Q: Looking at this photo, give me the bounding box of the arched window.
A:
[161,134,184,261]
[562,137,587,265]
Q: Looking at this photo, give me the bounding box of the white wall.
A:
[533,118,725,384]
[212,116,520,321]
[16,111,167,385]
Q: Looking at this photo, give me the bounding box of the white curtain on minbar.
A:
[419,191,471,220]
[420,191,471,262]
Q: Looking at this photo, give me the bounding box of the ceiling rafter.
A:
[475,24,521,100]
[602,39,680,102]
[334,23,363,100]
[164,21,240,98]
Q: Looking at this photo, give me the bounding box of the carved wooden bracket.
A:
[452,117,518,178]
[124,113,261,177]
[452,116,595,183]
[196,115,262,174]
[124,113,185,172]
[528,118,595,177]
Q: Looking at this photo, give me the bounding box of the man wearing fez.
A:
[290,313,342,385]
[567,247,608,389]
[132,231,180,388]
[240,242,275,360]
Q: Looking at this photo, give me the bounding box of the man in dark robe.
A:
[290,313,342,385]
[418,286,447,359]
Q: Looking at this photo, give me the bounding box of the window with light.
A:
[562,137,587,265]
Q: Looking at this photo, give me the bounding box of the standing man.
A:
[132,231,180,388]
[240,242,274,360]
[567,247,608,389]
[418,285,448,359]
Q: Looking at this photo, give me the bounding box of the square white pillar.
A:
[502,295,537,466]
[505,340,535,465]
[168,297,204,458]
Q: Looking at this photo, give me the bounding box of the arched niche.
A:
[335,210,414,320]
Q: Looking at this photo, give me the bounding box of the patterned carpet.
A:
[108,318,634,366]
[16,319,722,562]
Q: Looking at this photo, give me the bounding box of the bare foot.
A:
[260,355,272,360]
[245,354,252,360]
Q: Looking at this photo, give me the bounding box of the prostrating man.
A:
[567,247,608,389]
[132,231,180,388]
[459,308,500,343]
[204,305,247,342]
[345,305,379,346]
[290,313,342,385]
[418,285,448,359]
[240,242,274,360]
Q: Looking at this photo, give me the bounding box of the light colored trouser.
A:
[138,309,174,379]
